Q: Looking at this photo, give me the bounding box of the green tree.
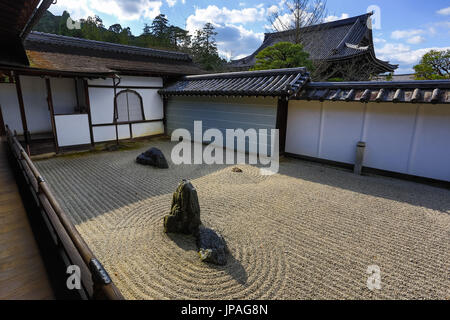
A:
[190,23,225,71]
[414,49,450,80]
[151,14,169,38]
[251,42,313,71]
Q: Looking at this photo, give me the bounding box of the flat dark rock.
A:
[196,226,228,266]
[136,147,169,169]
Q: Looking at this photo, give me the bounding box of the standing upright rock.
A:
[164,179,202,235]
[164,179,228,265]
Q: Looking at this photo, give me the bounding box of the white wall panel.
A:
[20,76,52,134]
[408,104,450,181]
[0,83,22,134]
[286,100,450,182]
[93,124,130,142]
[55,114,91,147]
[363,103,416,174]
[87,76,162,87]
[136,89,164,120]
[50,78,77,115]
[320,102,365,164]
[89,87,114,124]
[285,100,322,157]
[132,121,164,138]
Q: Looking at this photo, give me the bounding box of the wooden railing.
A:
[5,126,124,300]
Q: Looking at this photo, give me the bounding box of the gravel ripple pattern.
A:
[35,138,450,300]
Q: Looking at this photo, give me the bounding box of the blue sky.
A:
[50,0,450,74]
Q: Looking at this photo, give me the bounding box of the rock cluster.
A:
[164,180,228,265]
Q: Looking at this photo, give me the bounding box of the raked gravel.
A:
[35,138,450,300]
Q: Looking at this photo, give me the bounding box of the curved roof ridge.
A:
[263,12,372,38]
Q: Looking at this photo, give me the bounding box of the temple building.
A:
[228,13,397,81]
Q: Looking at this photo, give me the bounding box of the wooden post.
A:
[84,80,95,148]
[45,78,59,154]
[0,105,5,136]
[354,141,366,175]
[276,97,289,155]
[113,77,119,146]
[163,96,168,136]
[14,74,30,156]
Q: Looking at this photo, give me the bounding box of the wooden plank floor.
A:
[0,138,54,300]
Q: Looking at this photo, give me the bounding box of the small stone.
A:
[136,147,169,169]
[163,179,202,235]
[232,167,243,173]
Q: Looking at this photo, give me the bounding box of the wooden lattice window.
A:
[114,89,145,122]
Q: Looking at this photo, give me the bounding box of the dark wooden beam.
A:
[276,98,289,155]
[14,74,30,155]
[0,105,5,136]
[45,78,59,154]
[83,80,95,147]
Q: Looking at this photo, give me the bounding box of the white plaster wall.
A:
[0,83,22,134]
[407,105,450,181]
[89,87,115,124]
[286,100,450,182]
[363,103,417,174]
[88,76,164,142]
[135,88,164,120]
[55,114,91,147]
[93,125,131,142]
[285,100,322,157]
[320,102,366,164]
[132,121,164,138]
[50,78,78,115]
[20,76,52,134]
[87,76,162,87]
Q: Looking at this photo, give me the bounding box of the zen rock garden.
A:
[136,147,169,169]
[164,179,228,266]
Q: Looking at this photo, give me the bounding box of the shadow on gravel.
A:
[278,157,450,213]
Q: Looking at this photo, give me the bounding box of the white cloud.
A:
[49,0,95,20]
[374,37,386,44]
[324,13,349,23]
[407,35,426,44]
[185,5,267,60]
[215,24,264,60]
[437,7,450,15]
[391,29,424,40]
[186,5,266,30]
[166,0,176,7]
[50,0,163,21]
[267,5,279,15]
[376,43,450,66]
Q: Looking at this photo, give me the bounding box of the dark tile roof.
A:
[23,50,204,77]
[229,13,397,73]
[17,32,204,77]
[26,32,192,62]
[159,67,310,97]
[295,80,450,104]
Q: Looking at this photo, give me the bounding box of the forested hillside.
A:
[33,11,225,71]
